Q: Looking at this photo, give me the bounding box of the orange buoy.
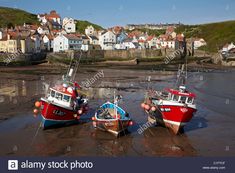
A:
[144,104,150,110]
[78,109,83,114]
[129,121,133,126]
[151,106,156,112]
[33,109,39,114]
[35,101,41,108]
[92,117,96,121]
[141,103,145,109]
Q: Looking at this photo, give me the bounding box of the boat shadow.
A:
[142,126,197,156]
[183,116,208,133]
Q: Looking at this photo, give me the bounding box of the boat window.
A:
[187,97,194,104]
[55,92,62,100]
[180,96,187,103]
[51,90,55,97]
[63,95,70,102]
[168,93,171,100]
[172,95,179,101]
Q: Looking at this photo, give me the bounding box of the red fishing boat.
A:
[141,65,197,134]
[34,51,89,129]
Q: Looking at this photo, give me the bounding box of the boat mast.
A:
[64,50,82,83]
[175,38,187,88]
[114,91,118,119]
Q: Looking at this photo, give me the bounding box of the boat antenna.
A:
[64,50,83,83]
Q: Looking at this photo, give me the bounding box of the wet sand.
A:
[0,65,234,156]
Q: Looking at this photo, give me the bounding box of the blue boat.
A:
[92,101,133,136]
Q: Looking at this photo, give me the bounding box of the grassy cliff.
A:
[0,7,39,28]
[176,20,235,52]
[0,6,103,33]
[75,20,103,33]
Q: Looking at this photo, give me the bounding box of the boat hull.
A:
[93,119,131,136]
[40,100,78,129]
[146,105,196,134]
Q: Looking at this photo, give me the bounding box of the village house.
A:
[36,25,50,35]
[88,35,99,45]
[146,36,158,49]
[222,42,235,54]
[120,38,141,50]
[31,32,42,53]
[53,33,82,52]
[116,31,128,44]
[193,38,207,49]
[37,10,61,25]
[0,31,38,53]
[85,25,95,36]
[81,35,90,51]
[138,39,147,49]
[99,30,116,50]
[166,26,177,38]
[62,18,76,33]
[42,34,54,51]
[0,32,21,53]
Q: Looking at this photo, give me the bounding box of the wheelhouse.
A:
[166,88,196,105]
[47,88,72,107]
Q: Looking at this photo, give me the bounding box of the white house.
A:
[120,39,141,49]
[167,40,175,49]
[193,38,207,49]
[85,25,95,36]
[88,35,99,45]
[99,30,116,50]
[115,43,126,50]
[38,10,61,25]
[63,18,76,33]
[37,14,47,25]
[222,42,235,52]
[43,34,54,51]
[53,34,82,52]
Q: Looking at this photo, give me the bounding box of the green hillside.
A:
[175,20,235,52]
[75,20,103,34]
[0,6,103,33]
[0,7,39,28]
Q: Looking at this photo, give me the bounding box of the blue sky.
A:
[0,0,235,27]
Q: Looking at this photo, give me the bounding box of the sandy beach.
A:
[0,64,234,156]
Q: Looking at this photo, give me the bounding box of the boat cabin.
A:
[166,87,196,105]
[47,87,73,108]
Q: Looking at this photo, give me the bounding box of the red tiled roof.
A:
[166,26,174,34]
[64,34,80,40]
[146,36,154,41]
[138,39,146,43]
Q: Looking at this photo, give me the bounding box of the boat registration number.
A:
[104,122,114,126]
[160,108,171,112]
[53,109,66,116]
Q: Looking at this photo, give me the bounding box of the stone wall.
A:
[103,49,162,59]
